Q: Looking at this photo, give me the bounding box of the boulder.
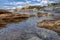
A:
[0,9,12,19]
[11,14,30,19]
[0,9,30,19]
[55,20,60,26]
[0,14,30,20]
[0,14,12,18]
[0,9,11,14]
[37,20,60,33]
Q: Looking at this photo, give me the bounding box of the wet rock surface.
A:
[0,26,60,40]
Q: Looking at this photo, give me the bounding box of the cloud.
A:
[1,6,15,9]
[4,2,25,5]
[0,0,60,9]
[40,0,49,6]
[26,1,31,4]
[36,0,42,2]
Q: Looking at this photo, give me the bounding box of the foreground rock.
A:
[0,14,12,18]
[37,12,52,17]
[37,20,60,33]
[0,27,59,40]
[28,37,42,40]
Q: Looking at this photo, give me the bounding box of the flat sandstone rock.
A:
[37,20,60,33]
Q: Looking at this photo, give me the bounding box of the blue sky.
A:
[0,0,60,9]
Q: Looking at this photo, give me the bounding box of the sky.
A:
[0,0,60,9]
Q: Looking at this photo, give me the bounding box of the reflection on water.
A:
[0,16,54,30]
[0,18,29,27]
[0,12,60,40]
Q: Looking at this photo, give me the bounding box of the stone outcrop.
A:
[0,14,12,18]
[0,21,8,27]
[9,14,30,19]
[0,9,12,18]
[37,20,60,33]
[37,12,52,17]
[0,14,30,20]
[0,9,11,14]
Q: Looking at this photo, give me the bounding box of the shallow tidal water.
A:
[0,12,60,40]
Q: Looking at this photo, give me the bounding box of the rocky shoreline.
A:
[0,9,60,40]
[37,11,60,35]
[37,20,60,33]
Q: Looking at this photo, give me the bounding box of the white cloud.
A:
[37,0,55,6]
[15,2,25,5]
[49,1,55,3]
[16,6,23,8]
[30,0,41,2]
[4,0,56,6]
[29,3,40,6]
[2,5,16,9]
[26,0,55,6]
[40,0,48,6]
[26,1,31,4]
[4,2,25,5]
[12,7,16,9]
[2,0,57,9]
[37,0,40,1]
[32,0,36,1]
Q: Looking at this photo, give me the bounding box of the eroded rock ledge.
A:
[0,14,30,19]
[37,20,60,33]
[0,9,30,19]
